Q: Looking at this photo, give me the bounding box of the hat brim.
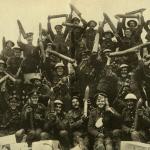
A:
[71,17,80,23]
[103,31,114,37]
[127,20,138,27]
[88,20,97,27]
[6,41,15,47]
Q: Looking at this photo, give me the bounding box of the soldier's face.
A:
[56,67,64,76]
[129,22,136,28]
[33,79,41,86]
[14,51,21,58]
[0,64,5,72]
[55,104,62,114]
[72,98,80,109]
[56,28,62,34]
[9,100,18,110]
[121,68,128,78]
[126,99,136,109]
[73,20,80,25]
[104,33,112,39]
[26,36,33,44]
[6,42,14,48]
[31,93,39,104]
[96,95,106,109]
[124,30,132,38]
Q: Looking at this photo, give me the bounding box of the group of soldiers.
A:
[1,4,150,150]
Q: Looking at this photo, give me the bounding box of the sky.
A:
[0,0,150,50]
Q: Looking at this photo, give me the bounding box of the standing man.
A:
[84,20,97,51]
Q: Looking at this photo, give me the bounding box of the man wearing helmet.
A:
[52,62,72,111]
[21,90,46,131]
[121,93,150,142]
[44,99,70,150]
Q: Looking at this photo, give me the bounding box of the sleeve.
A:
[17,41,26,51]
[88,111,99,137]
[47,21,55,40]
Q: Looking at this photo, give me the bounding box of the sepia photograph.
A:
[0,0,150,149]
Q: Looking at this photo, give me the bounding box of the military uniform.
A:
[47,22,69,56]
[67,108,89,148]
[21,102,46,130]
[88,107,121,150]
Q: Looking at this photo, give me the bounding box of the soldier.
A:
[122,93,150,142]
[21,90,46,131]
[47,18,69,56]
[6,47,23,75]
[133,52,150,103]
[88,92,121,150]
[17,32,41,74]
[52,62,72,111]
[44,99,70,150]
[1,40,15,61]
[116,16,138,50]
[84,20,97,51]
[67,96,89,149]
[121,13,144,45]
[0,93,21,135]
[68,16,88,60]
[29,73,51,106]
[100,30,118,52]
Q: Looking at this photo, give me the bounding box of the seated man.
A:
[88,92,121,150]
[67,96,89,149]
[21,90,46,131]
[44,99,70,150]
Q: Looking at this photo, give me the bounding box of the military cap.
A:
[103,49,112,53]
[124,93,137,101]
[127,20,138,27]
[13,47,22,51]
[120,64,128,69]
[81,49,91,55]
[6,40,15,47]
[71,17,80,23]
[30,73,42,83]
[72,96,79,100]
[0,59,5,64]
[26,32,34,37]
[28,90,39,97]
[88,20,97,27]
[8,94,19,101]
[95,92,108,99]
[54,24,63,30]
[54,99,63,105]
[103,30,114,37]
[55,62,65,68]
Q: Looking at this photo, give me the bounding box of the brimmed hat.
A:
[30,73,42,83]
[13,47,22,51]
[127,20,138,27]
[71,17,80,23]
[95,92,108,99]
[103,49,112,54]
[103,30,114,37]
[54,99,63,105]
[88,20,97,27]
[6,40,15,47]
[54,25,63,30]
[26,32,34,37]
[124,93,137,101]
[120,64,129,69]
[55,62,65,68]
